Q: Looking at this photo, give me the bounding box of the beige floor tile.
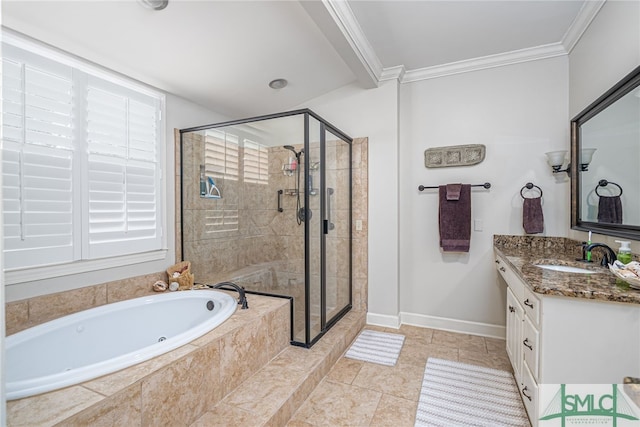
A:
[326,357,364,384]
[286,419,316,427]
[370,394,418,427]
[223,363,307,416]
[485,337,507,354]
[290,379,382,426]
[397,325,434,344]
[269,345,326,373]
[458,349,513,372]
[432,329,487,352]
[191,403,268,427]
[398,341,459,368]
[7,386,104,427]
[352,361,424,401]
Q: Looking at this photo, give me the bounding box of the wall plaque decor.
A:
[424,144,486,168]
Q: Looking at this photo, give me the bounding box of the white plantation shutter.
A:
[2,38,164,272]
[2,47,76,269]
[243,139,269,184]
[204,129,239,180]
[85,78,161,258]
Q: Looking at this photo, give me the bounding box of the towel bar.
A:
[418,182,491,191]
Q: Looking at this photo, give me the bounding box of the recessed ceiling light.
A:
[269,79,288,90]
[138,0,169,11]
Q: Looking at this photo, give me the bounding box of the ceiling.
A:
[2,0,599,119]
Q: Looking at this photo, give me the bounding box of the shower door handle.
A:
[277,189,283,212]
[325,187,335,233]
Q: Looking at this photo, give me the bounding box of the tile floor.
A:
[287,325,514,427]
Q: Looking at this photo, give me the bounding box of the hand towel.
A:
[446,183,462,201]
[439,184,471,252]
[598,196,623,224]
[523,197,544,234]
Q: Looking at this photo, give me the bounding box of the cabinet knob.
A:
[495,259,500,264]
[522,386,532,401]
[508,305,515,313]
[524,299,534,309]
[499,267,506,272]
[523,338,533,350]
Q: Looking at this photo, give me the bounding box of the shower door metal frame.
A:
[179,108,352,348]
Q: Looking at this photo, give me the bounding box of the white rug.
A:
[345,329,405,366]
[415,358,529,427]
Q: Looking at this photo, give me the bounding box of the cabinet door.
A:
[506,287,523,383]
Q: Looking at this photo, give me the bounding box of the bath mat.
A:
[345,329,405,366]
[415,358,529,427]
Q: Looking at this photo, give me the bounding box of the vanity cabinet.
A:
[495,254,640,427]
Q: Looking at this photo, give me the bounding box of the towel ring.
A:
[595,179,623,197]
[520,182,543,199]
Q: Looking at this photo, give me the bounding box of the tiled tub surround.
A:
[7,292,291,426]
[494,235,640,304]
[6,271,165,336]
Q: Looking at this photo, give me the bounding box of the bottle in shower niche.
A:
[200,165,206,196]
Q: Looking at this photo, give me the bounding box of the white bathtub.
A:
[6,290,237,400]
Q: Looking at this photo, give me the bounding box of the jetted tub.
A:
[6,290,237,400]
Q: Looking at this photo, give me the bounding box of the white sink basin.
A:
[535,264,596,274]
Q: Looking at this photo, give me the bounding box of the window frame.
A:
[2,31,168,286]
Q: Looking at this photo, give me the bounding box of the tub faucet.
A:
[584,243,618,267]
[208,282,248,309]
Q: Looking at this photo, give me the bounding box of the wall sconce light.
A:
[545,149,596,176]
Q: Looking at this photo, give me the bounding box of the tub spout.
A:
[208,282,248,309]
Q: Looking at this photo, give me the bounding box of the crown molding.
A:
[402,43,567,83]
[562,0,606,53]
[322,0,384,85]
[380,65,405,82]
[320,0,605,86]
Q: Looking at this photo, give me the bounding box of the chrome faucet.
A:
[208,281,248,309]
[584,243,618,267]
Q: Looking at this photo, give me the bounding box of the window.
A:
[2,36,164,273]
[204,129,239,181]
[243,138,269,184]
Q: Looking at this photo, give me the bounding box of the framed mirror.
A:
[571,65,640,240]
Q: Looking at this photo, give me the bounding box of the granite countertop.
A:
[494,236,640,305]
[624,378,640,408]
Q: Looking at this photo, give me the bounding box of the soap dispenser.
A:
[615,240,633,264]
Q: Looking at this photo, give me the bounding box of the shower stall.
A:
[179,109,352,347]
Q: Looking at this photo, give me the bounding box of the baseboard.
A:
[366,312,400,329]
[400,312,506,339]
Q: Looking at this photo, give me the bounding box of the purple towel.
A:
[598,196,623,224]
[523,197,544,234]
[439,184,471,252]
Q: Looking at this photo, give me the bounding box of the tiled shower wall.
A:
[178,133,369,315]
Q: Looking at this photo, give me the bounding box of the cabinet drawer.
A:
[521,363,538,427]
[496,256,525,302]
[523,315,539,381]
[522,286,540,326]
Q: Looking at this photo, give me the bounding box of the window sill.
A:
[4,249,169,285]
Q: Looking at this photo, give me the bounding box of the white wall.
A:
[569,0,640,118]
[5,94,227,302]
[399,57,570,336]
[299,81,401,325]
[568,0,640,251]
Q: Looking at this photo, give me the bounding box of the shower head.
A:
[283,145,303,158]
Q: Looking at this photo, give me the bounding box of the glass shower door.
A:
[322,127,352,328]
